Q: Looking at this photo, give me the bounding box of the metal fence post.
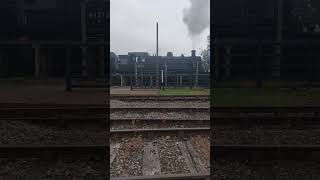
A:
[65,45,72,92]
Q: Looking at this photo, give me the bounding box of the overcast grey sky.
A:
[110,0,210,57]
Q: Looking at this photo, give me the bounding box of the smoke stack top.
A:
[191,50,196,57]
[183,0,210,37]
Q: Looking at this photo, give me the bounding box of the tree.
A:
[200,35,210,72]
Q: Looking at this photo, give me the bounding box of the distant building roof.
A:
[128,52,149,57]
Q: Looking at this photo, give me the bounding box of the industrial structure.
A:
[0,0,109,88]
[213,0,320,87]
[111,50,209,87]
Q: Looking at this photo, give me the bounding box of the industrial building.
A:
[0,0,109,82]
[111,50,209,87]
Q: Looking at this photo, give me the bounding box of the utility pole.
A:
[273,0,283,79]
[156,22,159,88]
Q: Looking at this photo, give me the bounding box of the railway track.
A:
[213,144,320,161]
[213,106,320,127]
[0,144,108,179]
[111,100,210,179]
[213,106,320,113]
[111,107,210,135]
[212,145,320,179]
[0,103,106,108]
[0,176,105,180]
[110,173,210,180]
[111,95,209,101]
[0,104,108,178]
[0,104,107,122]
[111,118,209,128]
[111,135,210,179]
[111,127,210,136]
[213,106,320,179]
[111,107,209,111]
[0,144,108,154]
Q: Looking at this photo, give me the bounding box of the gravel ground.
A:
[157,136,190,174]
[46,159,105,177]
[111,100,209,108]
[190,135,210,170]
[0,121,107,145]
[111,136,144,177]
[110,121,209,130]
[212,160,320,180]
[0,157,107,178]
[213,127,320,145]
[0,158,42,176]
[111,135,209,177]
[111,111,209,120]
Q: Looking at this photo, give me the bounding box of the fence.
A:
[111,73,209,88]
[0,41,109,91]
[212,39,320,88]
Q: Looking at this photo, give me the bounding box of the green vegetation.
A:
[160,87,210,96]
[212,88,320,106]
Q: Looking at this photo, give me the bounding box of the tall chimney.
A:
[191,50,196,57]
[156,23,158,56]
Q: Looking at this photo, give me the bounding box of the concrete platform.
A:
[111,87,159,96]
[0,79,107,104]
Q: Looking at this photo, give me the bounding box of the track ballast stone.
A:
[0,121,107,145]
[158,136,190,174]
[111,100,209,108]
[111,137,144,177]
[213,127,320,145]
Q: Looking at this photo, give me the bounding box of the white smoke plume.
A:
[183,0,210,49]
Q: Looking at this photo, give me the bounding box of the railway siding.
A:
[110,96,210,179]
[0,104,108,178]
[212,106,320,179]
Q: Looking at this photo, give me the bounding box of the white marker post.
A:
[161,70,164,90]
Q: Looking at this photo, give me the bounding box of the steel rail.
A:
[111,118,210,122]
[110,127,210,134]
[111,107,209,111]
[0,144,109,156]
[0,103,106,108]
[111,173,210,180]
[111,95,209,97]
[111,95,209,101]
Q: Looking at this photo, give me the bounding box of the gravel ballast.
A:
[111,100,209,108]
[0,157,107,178]
[111,111,209,120]
[157,136,190,174]
[0,121,107,145]
[111,135,210,177]
[111,121,209,130]
[212,160,320,180]
[111,137,144,177]
[190,135,210,170]
[213,127,320,145]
